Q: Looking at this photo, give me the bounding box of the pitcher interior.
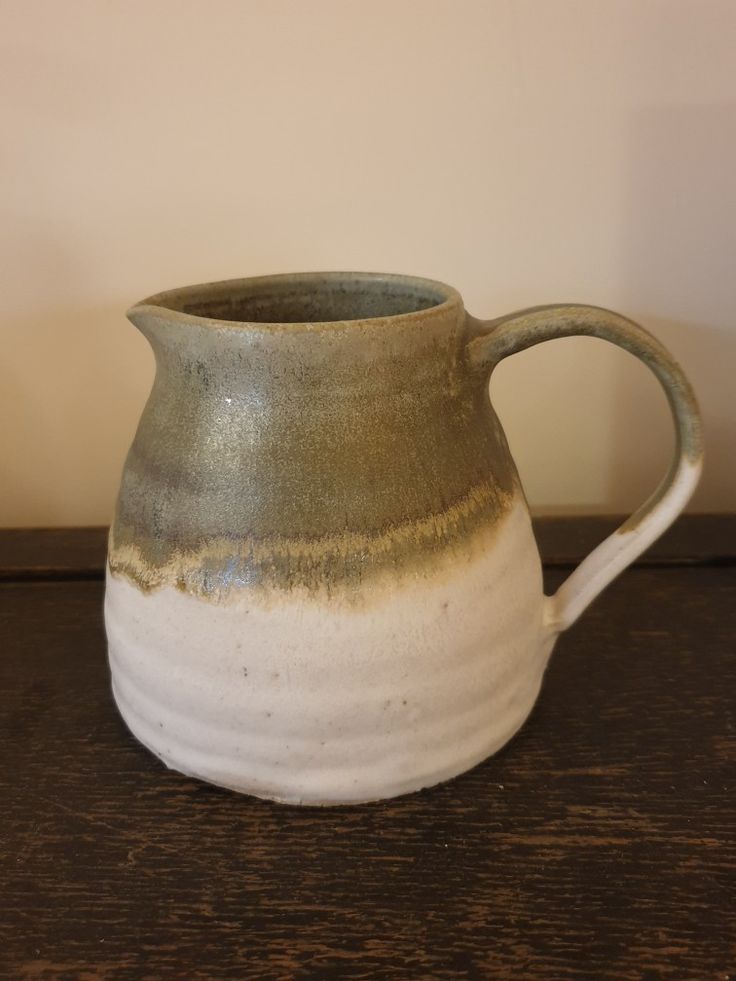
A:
[148,273,452,324]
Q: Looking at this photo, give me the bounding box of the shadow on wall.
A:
[611,104,736,513]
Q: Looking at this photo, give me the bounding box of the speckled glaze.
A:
[105,272,703,804]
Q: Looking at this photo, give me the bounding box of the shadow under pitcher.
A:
[104,272,703,804]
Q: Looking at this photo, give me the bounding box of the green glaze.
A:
[109,273,520,600]
[466,304,703,465]
[465,302,704,536]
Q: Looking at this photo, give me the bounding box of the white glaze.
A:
[545,457,703,632]
[105,495,556,805]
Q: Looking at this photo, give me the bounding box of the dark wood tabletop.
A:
[1,517,734,980]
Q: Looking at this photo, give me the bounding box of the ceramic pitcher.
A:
[105,272,703,804]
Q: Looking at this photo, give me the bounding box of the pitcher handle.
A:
[465,304,704,633]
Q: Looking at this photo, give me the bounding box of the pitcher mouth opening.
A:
[130,271,459,327]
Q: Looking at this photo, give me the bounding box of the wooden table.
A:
[1,518,734,979]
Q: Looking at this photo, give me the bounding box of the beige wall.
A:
[2,0,734,527]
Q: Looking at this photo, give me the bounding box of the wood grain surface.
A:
[1,526,734,979]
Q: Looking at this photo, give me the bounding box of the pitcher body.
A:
[105,272,701,803]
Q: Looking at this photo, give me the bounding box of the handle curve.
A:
[466,304,704,634]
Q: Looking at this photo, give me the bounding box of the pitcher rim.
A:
[127,271,463,331]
